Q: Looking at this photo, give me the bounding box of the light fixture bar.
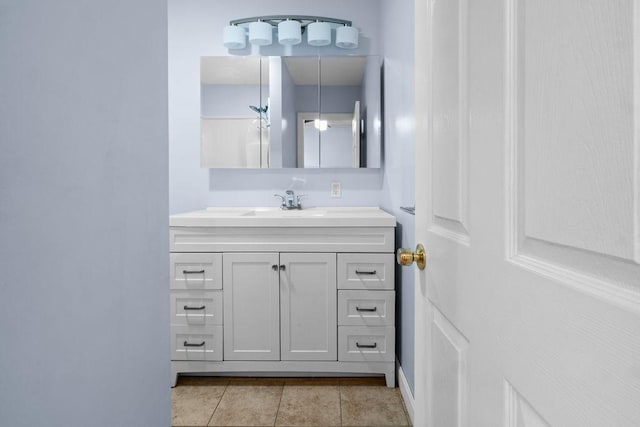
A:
[224,15,358,50]
[229,15,352,28]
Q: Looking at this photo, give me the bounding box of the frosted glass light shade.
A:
[336,25,358,49]
[223,25,246,49]
[249,21,273,46]
[278,20,301,45]
[307,21,331,46]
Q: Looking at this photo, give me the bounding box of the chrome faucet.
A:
[274,190,304,210]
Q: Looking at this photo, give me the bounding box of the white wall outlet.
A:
[331,182,342,198]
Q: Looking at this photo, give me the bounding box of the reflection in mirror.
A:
[200,55,381,169]
[200,56,270,168]
[297,109,360,168]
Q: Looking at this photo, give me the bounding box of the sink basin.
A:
[170,206,395,227]
[242,207,327,217]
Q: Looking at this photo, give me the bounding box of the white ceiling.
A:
[201,56,366,87]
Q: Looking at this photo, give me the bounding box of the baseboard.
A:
[396,359,415,424]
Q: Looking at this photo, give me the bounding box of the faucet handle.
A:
[296,194,307,208]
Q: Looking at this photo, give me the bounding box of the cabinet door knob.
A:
[272,264,278,271]
[279,265,286,271]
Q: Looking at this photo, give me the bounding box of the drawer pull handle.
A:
[355,270,377,275]
[183,269,205,275]
[183,340,205,347]
[183,305,206,311]
[356,306,378,312]
[356,342,378,349]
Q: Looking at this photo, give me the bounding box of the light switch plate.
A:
[331,182,342,198]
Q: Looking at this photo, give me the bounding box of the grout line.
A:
[205,380,229,427]
[273,382,284,427]
[339,383,343,426]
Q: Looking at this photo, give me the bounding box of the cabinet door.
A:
[223,253,280,360]
[280,253,337,361]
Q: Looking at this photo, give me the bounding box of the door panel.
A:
[223,253,280,360]
[431,0,470,241]
[431,307,468,427]
[414,0,640,426]
[280,252,337,360]
[507,0,640,297]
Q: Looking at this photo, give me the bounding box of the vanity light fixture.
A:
[248,20,272,46]
[307,21,331,46]
[223,15,358,50]
[223,25,246,49]
[278,19,302,45]
[336,24,359,49]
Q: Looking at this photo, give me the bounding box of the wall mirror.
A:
[200,55,381,169]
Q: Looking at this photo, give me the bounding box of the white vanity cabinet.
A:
[223,253,280,360]
[279,252,337,361]
[170,207,396,387]
[222,252,337,361]
[169,253,224,362]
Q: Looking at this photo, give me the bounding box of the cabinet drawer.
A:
[171,325,223,361]
[338,290,395,326]
[338,326,395,362]
[337,253,394,290]
[170,290,223,327]
[170,253,222,290]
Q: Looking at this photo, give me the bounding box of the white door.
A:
[223,253,280,360]
[280,252,337,360]
[412,0,640,426]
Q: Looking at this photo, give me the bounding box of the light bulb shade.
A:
[307,21,331,46]
[223,25,246,49]
[336,25,358,49]
[278,20,301,45]
[249,21,273,46]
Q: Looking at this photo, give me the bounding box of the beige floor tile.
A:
[208,384,283,426]
[275,385,341,426]
[227,377,287,386]
[172,385,226,427]
[280,377,341,386]
[339,377,386,387]
[340,386,410,426]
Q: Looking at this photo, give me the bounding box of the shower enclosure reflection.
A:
[200,55,381,169]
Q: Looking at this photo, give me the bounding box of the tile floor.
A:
[172,376,412,426]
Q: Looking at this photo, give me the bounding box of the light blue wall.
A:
[0,1,169,426]
[168,0,382,214]
[380,0,416,395]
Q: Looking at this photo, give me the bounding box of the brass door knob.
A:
[396,244,426,270]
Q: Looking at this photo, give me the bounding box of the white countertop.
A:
[170,207,396,227]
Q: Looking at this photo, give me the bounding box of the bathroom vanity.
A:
[169,207,397,386]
